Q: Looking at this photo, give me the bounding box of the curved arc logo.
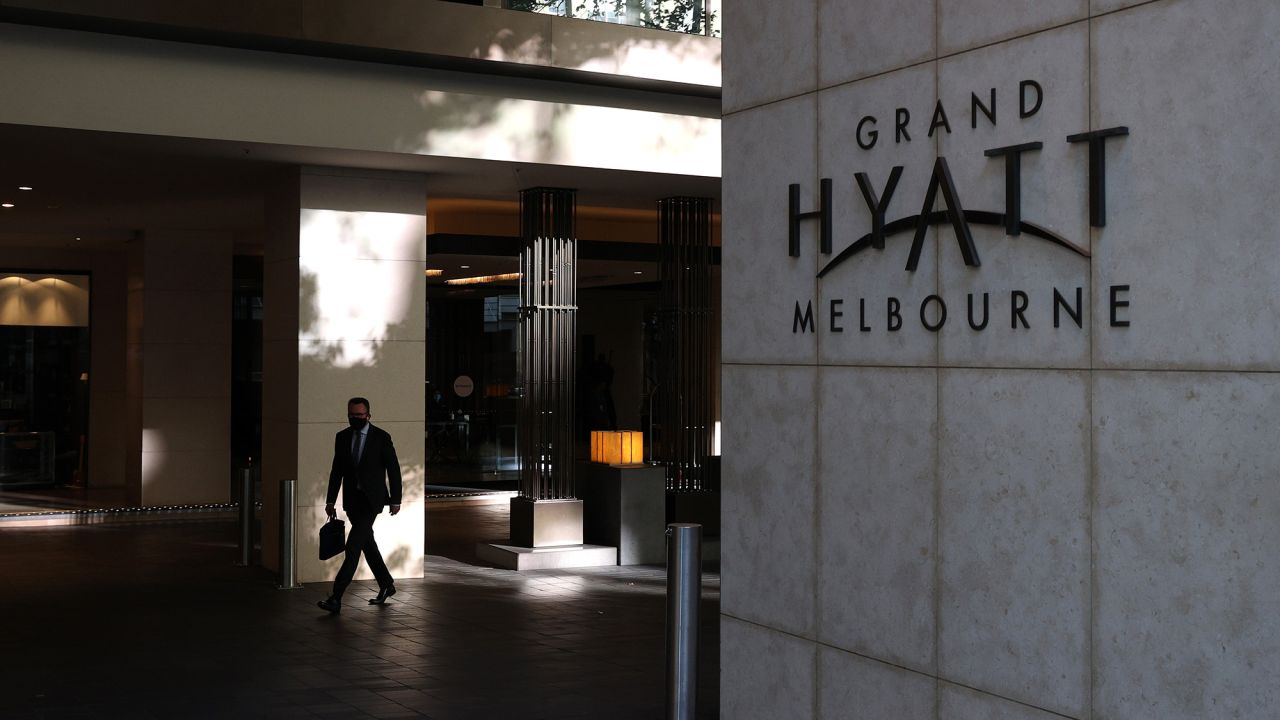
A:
[783,78,1134,336]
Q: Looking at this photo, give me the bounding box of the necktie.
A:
[351,430,363,465]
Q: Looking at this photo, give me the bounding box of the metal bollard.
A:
[278,479,301,589]
[235,468,254,566]
[665,523,702,720]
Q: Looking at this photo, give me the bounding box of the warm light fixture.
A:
[590,430,644,465]
[444,272,522,286]
[460,265,471,269]
[18,186,32,191]
[633,271,643,275]
[1,203,13,208]
[424,268,444,277]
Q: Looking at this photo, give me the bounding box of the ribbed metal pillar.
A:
[655,197,714,492]
[518,187,578,501]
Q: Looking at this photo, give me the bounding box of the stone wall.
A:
[721,1,1280,718]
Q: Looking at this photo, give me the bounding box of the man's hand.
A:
[390,504,401,516]
[325,503,336,520]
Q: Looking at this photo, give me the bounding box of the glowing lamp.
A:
[590,431,644,465]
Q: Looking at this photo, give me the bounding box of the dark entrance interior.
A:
[0,273,93,511]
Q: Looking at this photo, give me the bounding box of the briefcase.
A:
[319,518,346,560]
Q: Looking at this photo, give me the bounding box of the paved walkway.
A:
[0,506,719,719]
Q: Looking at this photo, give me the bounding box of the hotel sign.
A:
[789,78,1131,335]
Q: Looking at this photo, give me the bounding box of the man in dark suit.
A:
[317,397,402,614]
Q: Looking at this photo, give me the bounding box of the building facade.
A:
[0,1,720,581]
[722,0,1280,717]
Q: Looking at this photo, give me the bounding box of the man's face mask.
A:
[348,414,368,429]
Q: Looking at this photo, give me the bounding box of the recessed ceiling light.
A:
[460,265,471,269]
[633,271,643,275]
[17,186,32,191]
[1,203,13,208]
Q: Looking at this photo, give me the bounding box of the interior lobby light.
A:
[633,271,643,275]
[18,186,32,191]
[590,430,644,465]
[424,268,444,277]
[1,203,13,208]
[460,265,471,269]
[444,272,521,286]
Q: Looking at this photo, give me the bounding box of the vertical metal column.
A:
[236,467,254,566]
[518,187,578,501]
[665,523,702,720]
[656,197,714,492]
[278,479,301,589]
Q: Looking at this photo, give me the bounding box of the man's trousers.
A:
[331,493,393,598]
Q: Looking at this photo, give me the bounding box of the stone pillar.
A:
[125,231,233,506]
[262,167,426,583]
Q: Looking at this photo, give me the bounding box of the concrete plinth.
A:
[509,496,583,548]
[580,462,667,565]
[476,542,617,571]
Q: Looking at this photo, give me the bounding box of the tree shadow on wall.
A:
[380,13,720,173]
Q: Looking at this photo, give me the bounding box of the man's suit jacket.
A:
[327,424,402,513]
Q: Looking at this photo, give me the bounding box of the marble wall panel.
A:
[818,366,936,672]
[721,617,816,720]
[723,0,814,112]
[937,22,1091,369]
[140,449,227,505]
[817,63,939,367]
[818,647,935,719]
[296,258,425,344]
[141,289,231,345]
[1094,371,1280,720]
[817,0,933,88]
[261,339,299,425]
[140,397,231,454]
[938,0,1086,56]
[1090,0,1153,15]
[1091,0,1280,370]
[722,364,816,637]
[141,343,232,399]
[142,234,233,292]
[264,258,300,344]
[88,390,127,487]
[297,339,426,424]
[722,95,818,365]
[939,683,1068,720]
[938,369,1089,717]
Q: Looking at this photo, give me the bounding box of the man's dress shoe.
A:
[369,585,397,605]
[317,596,342,614]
